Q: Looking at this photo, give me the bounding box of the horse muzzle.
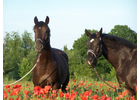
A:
[35,39,44,53]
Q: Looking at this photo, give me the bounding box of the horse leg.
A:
[62,73,69,92]
[52,83,58,90]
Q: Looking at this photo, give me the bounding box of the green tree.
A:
[3,32,23,79]
[21,31,35,56]
[3,31,35,80]
[65,49,94,79]
[108,25,137,44]
[18,49,37,81]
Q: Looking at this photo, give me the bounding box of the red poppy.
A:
[92,95,98,99]
[65,92,70,98]
[45,85,51,91]
[34,86,41,91]
[3,91,8,99]
[116,97,119,100]
[13,84,21,89]
[100,95,106,100]
[24,90,29,95]
[52,90,57,94]
[60,91,64,97]
[33,86,41,95]
[9,98,14,100]
[83,91,91,97]
[74,79,76,82]
[106,97,112,100]
[81,96,87,100]
[131,96,135,100]
[5,84,10,88]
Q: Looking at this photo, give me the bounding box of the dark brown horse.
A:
[32,16,69,92]
[85,28,137,95]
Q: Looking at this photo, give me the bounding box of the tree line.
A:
[3,25,137,81]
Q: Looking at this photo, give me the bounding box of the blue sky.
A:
[3,0,137,49]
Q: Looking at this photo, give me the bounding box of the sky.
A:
[3,0,137,50]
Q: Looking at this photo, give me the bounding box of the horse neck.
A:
[101,38,133,69]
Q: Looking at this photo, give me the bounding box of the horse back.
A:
[52,48,68,63]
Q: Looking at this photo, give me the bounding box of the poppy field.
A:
[3,78,136,100]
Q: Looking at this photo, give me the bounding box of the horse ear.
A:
[45,16,49,25]
[85,29,91,37]
[96,28,102,37]
[34,16,38,25]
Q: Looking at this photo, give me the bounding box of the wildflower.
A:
[96,89,98,92]
[106,97,112,100]
[24,90,29,95]
[74,79,76,82]
[69,93,76,100]
[3,91,8,99]
[131,96,135,100]
[119,95,123,99]
[65,92,70,98]
[24,90,29,98]
[126,97,129,100]
[92,95,98,99]
[5,84,10,88]
[100,95,106,100]
[60,91,64,97]
[7,89,10,93]
[13,84,21,89]
[122,91,126,96]
[65,87,69,91]
[81,96,87,100]
[44,85,51,91]
[33,86,41,95]
[83,91,91,97]
[115,97,119,100]
[9,98,14,100]
[52,90,57,94]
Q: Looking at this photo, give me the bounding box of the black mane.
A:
[101,34,137,49]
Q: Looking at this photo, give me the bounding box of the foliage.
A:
[65,49,94,79]
[108,25,137,44]
[18,49,37,81]
[3,31,35,80]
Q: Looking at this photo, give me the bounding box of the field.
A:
[3,77,137,100]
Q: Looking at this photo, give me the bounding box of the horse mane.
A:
[101,34,137,49]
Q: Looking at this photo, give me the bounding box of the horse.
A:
[85,28,137,96]
[32,16,69,92]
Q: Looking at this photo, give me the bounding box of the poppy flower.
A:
[60,91,64,97]
[92,95,98,99]
[3,91,8,99]
[106,97,112,100]
[81,96,87,100]
[24,90,29,98]
[74,79,76,82]
[45,85,51,91]
[131,96,135,100]
[83,91,91,97]
[5,84,10,88]
[100,95,106,100]
[65,92,70,99]
[116,97,119,100]
[52,90,57,94]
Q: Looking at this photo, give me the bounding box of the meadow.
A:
[3,77,136,100]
